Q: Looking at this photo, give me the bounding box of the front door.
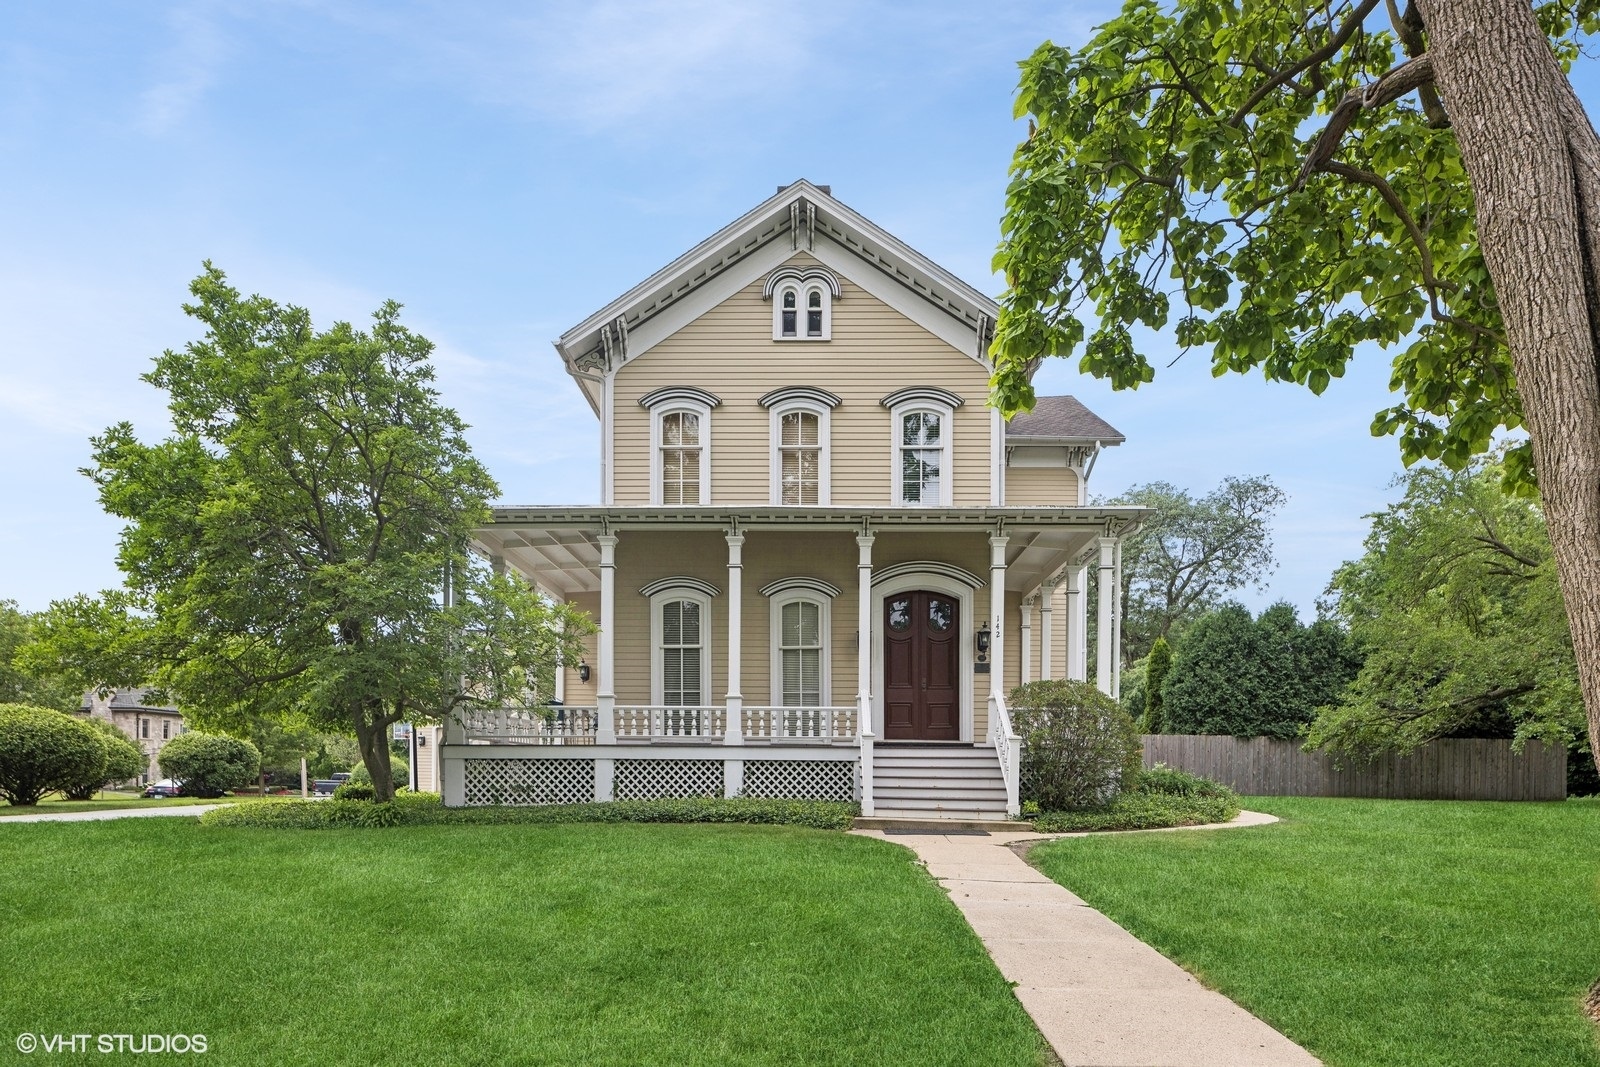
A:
[882,591,961,740]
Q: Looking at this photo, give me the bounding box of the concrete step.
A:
[855,816,1034,832]
[873,797,1010,816]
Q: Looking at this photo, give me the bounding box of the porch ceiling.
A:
[474,505,1150,598]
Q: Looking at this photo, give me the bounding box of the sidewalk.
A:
[855,814,1320,1067]
[0,805,227,824]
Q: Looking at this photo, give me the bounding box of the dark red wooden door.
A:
[882,591,961,740]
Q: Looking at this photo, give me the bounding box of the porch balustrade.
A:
[461,704,860,746]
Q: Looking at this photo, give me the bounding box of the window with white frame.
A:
[760,387,839,506]
[659,409,702,504]
[896,406,952,505]
[649,585,715,729]
[765,581,836,738]
[772,282,831,340]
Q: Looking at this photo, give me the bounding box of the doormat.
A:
[882,828,990,836]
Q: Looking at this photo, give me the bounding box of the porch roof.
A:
[476,505,1151,598]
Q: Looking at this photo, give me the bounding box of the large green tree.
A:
[0,601,78,712]
[30,266,591,801]
[1110,476,1284,661]
[1309,457,1584,760]
[992,1,1600,774]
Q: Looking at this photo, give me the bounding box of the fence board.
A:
[1141,735,1565,801]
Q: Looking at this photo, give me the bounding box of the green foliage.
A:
[62,718,146,800]
[992,0,1600,486]
[0,600,78,712]
[26,265,593,801]
[331,783,376,801]
[1144,636,1173,733]
[1011,679,1143,811]
[200,794,859,831]
[1030,791,1239,833]
[1109,478,1285,661]
[1133,762,1234,799]
[158,731,260,798]
[0,704,107,806]
[346,755,405,788]
[1308,457,1586,763]
[1161,601,1360,738]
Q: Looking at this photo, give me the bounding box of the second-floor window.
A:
[898,409,947,505]
[660,410,702,505]
[779,411,820,505]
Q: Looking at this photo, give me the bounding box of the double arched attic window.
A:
[766,266,839,341]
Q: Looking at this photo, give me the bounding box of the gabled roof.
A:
[555,180,1002,413]
[1006,395,1125,445]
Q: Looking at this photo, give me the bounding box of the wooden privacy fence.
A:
[1141,735,1567,801]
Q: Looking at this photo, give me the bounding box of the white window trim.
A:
[768,399,832,505]
[768,588,833,706]
[649,587,714,707]
[889,400,955,507]
[771,281,832,341]
[648,400,712,506]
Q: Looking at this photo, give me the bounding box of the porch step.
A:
[855,816,1035,832]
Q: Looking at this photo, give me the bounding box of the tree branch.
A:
[1229,0,1383,126]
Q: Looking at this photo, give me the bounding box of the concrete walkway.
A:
[856,812,1320,1067]
[0,805,227,824]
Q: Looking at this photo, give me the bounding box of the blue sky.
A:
[2,1,1548,616]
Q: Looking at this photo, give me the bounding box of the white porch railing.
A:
[990,692,1022,818]
[741,706,859,743]
[463,705,598,744]
[614,706,728,741]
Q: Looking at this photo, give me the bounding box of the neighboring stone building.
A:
[77,689,187,785]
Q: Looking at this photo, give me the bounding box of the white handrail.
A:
[462,706,598,744]
[741,706,858,742]
[990,692,1022,818]
[614,706,726,741]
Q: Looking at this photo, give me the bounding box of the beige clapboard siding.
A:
[1002,581,1076,690]
[565,528,998,737]
[559,591,600,706]
[612,254,992,506]
[1004,466,1081,507]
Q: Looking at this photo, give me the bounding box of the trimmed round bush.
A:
[0,704,108,806]
[1010,679,1143,812]
[158,732,260,798]
[346,754,406,789]
[62,718,147,800]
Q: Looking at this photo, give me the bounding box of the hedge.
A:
[0,704,108,806]
[1028,765,1241,832]
[201,794,858,831]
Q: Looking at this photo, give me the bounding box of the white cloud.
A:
[135,2,229,134]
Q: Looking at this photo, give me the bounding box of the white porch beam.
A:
[856,530,876,816]
[724,530,745,746]
[988,533,1009,735]
[596,533,618,746]
[1112,536,1124,701]
[1019,595,1035,686]
[1095,536,1115,695]
[1039,577,1057,680]
[1067,563,1088,681]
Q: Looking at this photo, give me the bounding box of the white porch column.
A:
[1019,596,1035,685]
[595,533,618,746]
[1095,536,1115,695]
[1067,563,1089,681]
[856,531,876,816]
[988,533,1009,737]
[1039,577,1057,680]
[724,530,745,746]
[1112,536,1124,701]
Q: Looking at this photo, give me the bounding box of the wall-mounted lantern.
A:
[975,622,991,674]
[577,659,592,683]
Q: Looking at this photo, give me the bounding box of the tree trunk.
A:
[353,710,396,802]
[1417,0,1600,776]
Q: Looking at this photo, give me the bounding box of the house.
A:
[77,689,186,785]
[442,181,1144,822]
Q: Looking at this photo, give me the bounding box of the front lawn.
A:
[1030,797,1600,1067]
[0,794,265,817]
[0,819,1048,1066]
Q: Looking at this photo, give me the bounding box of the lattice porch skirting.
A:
[741,759,856,802]
[614,758,725,800]
[463,758,597,806]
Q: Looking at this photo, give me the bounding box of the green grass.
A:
[0,819,1049,1066]
[1030,796,1600,1067]
[0,794,268,816]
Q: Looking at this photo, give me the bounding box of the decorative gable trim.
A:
[639,575,722,598]
[758,576,843,599]
[879,386,966,409]
[638,386,723,410]
[762,265,842,300]
[758,386,842,410]
[870,561,986,589]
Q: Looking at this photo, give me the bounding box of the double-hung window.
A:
[761,387,837,506]
[765,582,836,738]
[648,583,716,736]
[883,388,961,507]
[641,388,719,507]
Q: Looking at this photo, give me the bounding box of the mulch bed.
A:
[1584,979,1600,1026]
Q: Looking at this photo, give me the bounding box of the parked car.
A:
[143,779,183,798]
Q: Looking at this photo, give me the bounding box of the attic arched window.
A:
[768,268,837,341]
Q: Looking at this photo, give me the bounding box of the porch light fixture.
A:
[975,622,991,674]
[577,659,591,683]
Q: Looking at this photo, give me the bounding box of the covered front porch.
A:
[442,506,1145,818]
